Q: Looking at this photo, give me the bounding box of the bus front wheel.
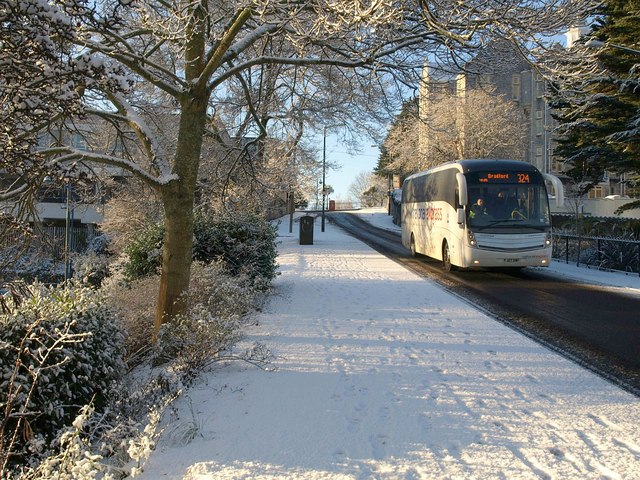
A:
[442,241,455,272]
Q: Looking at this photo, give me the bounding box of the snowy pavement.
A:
[138,209,640,479]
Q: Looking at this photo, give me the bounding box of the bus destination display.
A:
[478,172,531,184]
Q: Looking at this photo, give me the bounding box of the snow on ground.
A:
[138,208,640,479]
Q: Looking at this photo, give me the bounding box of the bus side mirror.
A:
[456,173,468,206]
[543,173,564,208]
[457,208,465,225]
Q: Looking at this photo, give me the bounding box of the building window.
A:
[512,74,521,101]
[588,186,604,199]
[535,110,544,136]
[71,132,88,151]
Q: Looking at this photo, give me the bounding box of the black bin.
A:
[299,215,314,245]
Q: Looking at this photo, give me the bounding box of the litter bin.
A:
[299,215,314,245]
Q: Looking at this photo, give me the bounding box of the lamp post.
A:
[321,124,343,232]
[322,126,327,232]
[64,182,74,281]
[388,174,392,215]
[288,184,294,234]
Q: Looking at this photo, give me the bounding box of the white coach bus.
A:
[401,159,564,271]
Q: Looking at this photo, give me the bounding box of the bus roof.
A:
[404,159,539,182]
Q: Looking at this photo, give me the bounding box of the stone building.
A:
[418,37,638,218]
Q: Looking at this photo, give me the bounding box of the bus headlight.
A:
[545,232,552,246]
[467,230,477,247]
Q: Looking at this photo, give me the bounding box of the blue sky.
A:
[323,137,381,201]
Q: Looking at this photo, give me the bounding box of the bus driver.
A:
[469,198,488,218]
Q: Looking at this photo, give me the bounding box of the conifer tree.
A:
[375,98,419,181]
[549,0,640,208]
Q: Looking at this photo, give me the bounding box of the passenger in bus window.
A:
[494,190,517,218]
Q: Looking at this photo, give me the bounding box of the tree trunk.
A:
[154,95,207,336]
[155,184,194,334]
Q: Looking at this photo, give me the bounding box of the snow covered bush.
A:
[14,372,178,479]
[184,261,259,319]
[192,211,279,289]
[71,235,113,288]
[155,308,243,382]
[72,250,111,288]
[17,404,106,480]
[0,282,126,471]
[0,230,63,284]
[102,274,159,363]
[1,237,274,476]
[104,259,266,368]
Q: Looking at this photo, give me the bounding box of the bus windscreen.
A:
[465,171,550,227]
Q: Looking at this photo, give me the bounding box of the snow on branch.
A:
[40,148,176,188]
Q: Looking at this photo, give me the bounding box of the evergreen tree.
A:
[550,0,640,208]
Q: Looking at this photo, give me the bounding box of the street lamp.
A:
[322,126,328,232]
[585,38,640,55]
[321,124,342,232]
[64,182,74,281]
[43,175,74,281]
[320,125,340,232]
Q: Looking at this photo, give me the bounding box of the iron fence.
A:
[552,233,640,276]
[1,225,94,259]
[40,225,92,259]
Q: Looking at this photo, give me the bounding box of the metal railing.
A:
[552,233,640,276]
[39,225,91,259]
[2,225,93,259]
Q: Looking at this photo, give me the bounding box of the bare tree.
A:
[385,88,527,174]
[1,0,598,334]
[349,171,387,206]
[454,88,528,159]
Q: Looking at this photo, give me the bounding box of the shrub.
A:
[102,274,158,363]
[15,370,177,479]
[121,223,164,281]
[103,260,262,367]
[185,261,258,319]
[192,211,279,287]
[154,261,259,382]
[71,235,113,288]
[123,212,279,288]
[2,245,274,476]
[0,282,126,470]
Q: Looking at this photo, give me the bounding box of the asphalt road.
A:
[329,211,640,396]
